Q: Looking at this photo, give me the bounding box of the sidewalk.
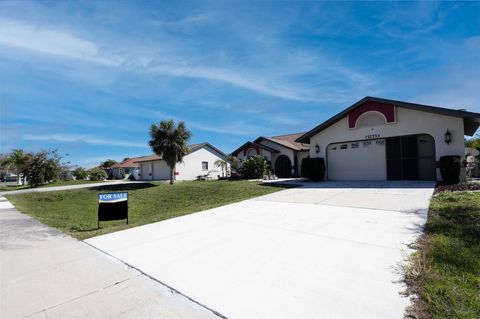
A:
[0,180,144,196]
[0,196,217,319]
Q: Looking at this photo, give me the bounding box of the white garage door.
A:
[327,139,386,181]
[153,161,170,180]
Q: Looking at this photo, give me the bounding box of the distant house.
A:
[110,157,143,180]
[231,133,310,178]
[135,143,229,181]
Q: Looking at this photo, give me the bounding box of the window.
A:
[246,148,257,157]
[340,144,348,149]
[351,143,359,149]
[202,161,208,170]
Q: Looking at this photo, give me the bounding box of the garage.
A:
[327,134,437,181]
[327,139,386,181]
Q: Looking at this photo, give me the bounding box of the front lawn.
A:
[403,191,480,319]
[5,180,291,240]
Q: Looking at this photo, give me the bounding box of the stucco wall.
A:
[139,147,228,181]
[308,107,465,181]
[176,147,228,181]
[235,140,307,176]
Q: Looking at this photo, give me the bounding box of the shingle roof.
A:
[296,96,480,143]
[255,132,310,151]
[111,157,144,168]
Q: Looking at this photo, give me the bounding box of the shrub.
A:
[301,157,325,181]
[439,155,461,185]
[88,167,108,181]
[240,156,268,179]
[74,167,88,180]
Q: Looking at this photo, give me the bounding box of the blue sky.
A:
[0,1,479,167]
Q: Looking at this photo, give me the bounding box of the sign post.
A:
[98,192,129,228]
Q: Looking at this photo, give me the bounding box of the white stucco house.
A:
[295,96,480,181]
[135,143,229,181]
[231,133,310,177]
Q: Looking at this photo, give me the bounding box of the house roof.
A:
[256,132,310,151]
[134,142,227,163]
[230,141,279,156]
[231,132,310,156]
[110,157,145,168]
[296,96,480,143]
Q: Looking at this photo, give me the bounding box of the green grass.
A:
[5,180,291,240]
[403,191,480,319]
[0,179,101,192]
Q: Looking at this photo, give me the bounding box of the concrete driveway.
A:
[86,181,435,319]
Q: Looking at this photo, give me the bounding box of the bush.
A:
[88,167,108,181]
[74,167,88,180]
[301,157,325,181]
[240,156,268,179]
[439,155,461,185]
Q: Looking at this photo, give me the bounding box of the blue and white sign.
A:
[98,192,128,203]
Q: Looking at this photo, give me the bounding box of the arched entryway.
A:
[275,155,292,178]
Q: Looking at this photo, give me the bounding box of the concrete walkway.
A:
[0,180,145,196]
[0,196,218,319]
[87,181,435,319]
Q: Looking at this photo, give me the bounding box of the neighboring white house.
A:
[135,143,229,181]
[295,96,480,181]
[110,157,142,180]
[231,133,310,177]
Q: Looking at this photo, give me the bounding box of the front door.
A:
[275,155,292,178]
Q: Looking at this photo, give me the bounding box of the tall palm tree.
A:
[149,119,191,184]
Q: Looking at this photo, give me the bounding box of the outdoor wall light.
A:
[444,130,452,144]
[315,144,320,153]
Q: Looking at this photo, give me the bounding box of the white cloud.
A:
[0,19,120,65]
[0,18,369,103]
[22,134,148,148]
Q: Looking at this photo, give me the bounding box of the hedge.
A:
[301,157,325,181]
[439,155,461,185]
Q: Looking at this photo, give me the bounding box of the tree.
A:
[214,159,229,177]
[100,159,117,169]
[148,119,191,184]
[88,167,108,181]
[6,149,31,185]
[74,167,88,180]
[465,134,480,151]
[24,150,64,186]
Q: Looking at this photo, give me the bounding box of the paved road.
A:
[87,181,435,319]
[0,197,218,319]
[0,180,145,196]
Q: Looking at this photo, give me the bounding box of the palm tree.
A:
[149,119,191,184]
[214,159,229,177]
[7,149,30,185]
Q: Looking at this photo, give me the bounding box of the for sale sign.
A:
[98,192,128,227]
